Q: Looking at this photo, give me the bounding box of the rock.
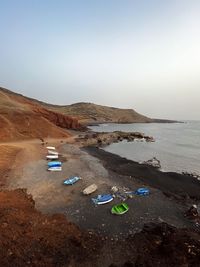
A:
[111,186,119,193]
[143,157,161,168]
[184,205,199,219]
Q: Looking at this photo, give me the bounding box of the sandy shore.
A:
[6,138,200,238]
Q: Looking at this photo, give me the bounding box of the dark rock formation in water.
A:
[77,131,155,147]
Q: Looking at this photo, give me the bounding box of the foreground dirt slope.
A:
[0,87,82,141]
[0,188,200,267]
[0,189,100,267]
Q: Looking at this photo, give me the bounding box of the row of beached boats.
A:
[46,146,62,171]
[45,146,150,215]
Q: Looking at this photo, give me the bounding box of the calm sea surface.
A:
[89,121,200,175]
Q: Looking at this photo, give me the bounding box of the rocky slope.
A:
[0,87,82,141]
[46,102,154,124]
[0,87,176,128]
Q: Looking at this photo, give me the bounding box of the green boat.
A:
[111,203,129,215]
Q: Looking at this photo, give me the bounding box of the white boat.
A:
[48,150,58,155]
[48,166,62,171]
[83,184,97,195]
[46,146,56,150]
[46,155,58,159]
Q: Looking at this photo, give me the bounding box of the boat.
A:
[63,176,81,185]
[48,150,59,155]
[111,203,129,215]
[135,188,150,196]
[92,194,113,205]
[48,166,62,171]
[46,155,59,159]
[46,146,56,150]
[48,161,62,167]
[83,184,97,195]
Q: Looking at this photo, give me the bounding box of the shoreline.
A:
[84,146,200,201]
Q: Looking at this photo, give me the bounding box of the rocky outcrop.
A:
[76,131,155,147]
[142,157,161,168]
[33,106,84,129]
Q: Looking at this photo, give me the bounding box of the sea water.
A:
[89,121,200,175]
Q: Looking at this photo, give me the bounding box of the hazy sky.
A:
[0,0,200,120]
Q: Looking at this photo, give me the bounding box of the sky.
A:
[0,0,200,120]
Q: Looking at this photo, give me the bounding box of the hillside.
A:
[0,87,154,127]
[44,102,154,125]
[0,87,82,141]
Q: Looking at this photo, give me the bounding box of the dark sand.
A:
[85,146,200,200]
[8,142,199,239]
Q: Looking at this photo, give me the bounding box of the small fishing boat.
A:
[135,188,150,196]
[63,176,81,185]
[48,166,62,171]
[46,146,56,150]
[48,150,59,155]
[111,203,129,215]
[46,155,59,159]
[92,194,113,205]
[83,184,97,195]
[48,161,62,167]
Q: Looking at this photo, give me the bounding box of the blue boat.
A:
[63,176,81,185]
[135,188,150,196]
[48,161,62,167]
[92,194,113,205]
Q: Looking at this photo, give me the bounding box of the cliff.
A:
[0,87,82,141]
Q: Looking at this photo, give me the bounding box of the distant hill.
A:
[43,102,154,125]
[0,86,177,141]
[0,87,81,141]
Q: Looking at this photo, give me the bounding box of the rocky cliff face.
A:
[33,106,81,129]
[0,87,82,141]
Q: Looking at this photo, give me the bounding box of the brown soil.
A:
[0,87,82,142]
[0,188,100,267]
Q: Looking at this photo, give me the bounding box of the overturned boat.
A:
[63,176,81,185]
[48,150,59,155]
[46,146,56,150]
[48,161,62,167]
[46,155,59,160]
[83,184,97,195]
[48,166,62,171]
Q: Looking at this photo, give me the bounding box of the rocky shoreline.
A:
[76,130,155,147]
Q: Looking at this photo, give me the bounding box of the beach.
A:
[3,133,200,237]
[1,131,200,266]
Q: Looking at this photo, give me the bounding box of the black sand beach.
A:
[85,146,200,201]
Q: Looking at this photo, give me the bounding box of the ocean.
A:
[89,121,200,175]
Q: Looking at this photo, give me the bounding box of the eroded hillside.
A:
[0,88,82,141]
